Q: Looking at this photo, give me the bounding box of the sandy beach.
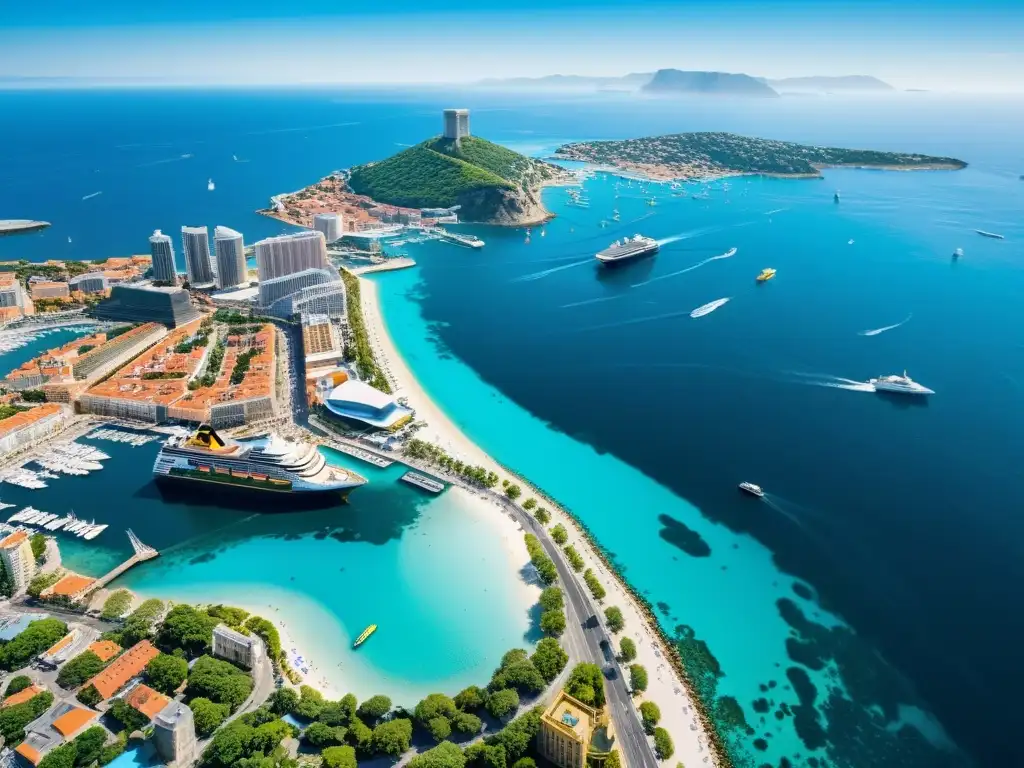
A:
[359,277,720,767]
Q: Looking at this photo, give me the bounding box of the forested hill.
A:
[347,137,558,221]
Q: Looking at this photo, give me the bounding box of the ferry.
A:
[153,425,366,503]
[869,371,934,396]
[596,235,659,266]
[434,228,484,249]
[353,624,378,648]
[738,482,764,498]
[756,268,777,283]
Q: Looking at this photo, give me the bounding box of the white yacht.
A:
[84,524,108,541]
[953,247,963,258]
[739,482,765,498]
[869,371,934,396]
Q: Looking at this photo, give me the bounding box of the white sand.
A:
[360,278,719,767]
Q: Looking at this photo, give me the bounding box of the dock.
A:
[400,471,445,494]
[350,258,416,275]
[83,529,158,595]
[324,440,393,468]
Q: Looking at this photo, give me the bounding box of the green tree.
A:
[186,655,253,712]
[203,720,255,768]
[452,711,482,736]
[0,618,68,670]
[538,587,563,613]
[0,690,53,744]
[250,719,292,754]
[618,637,637,663]
[207,605,250,627]
[486,707,543,763]
[317,701,350,727]
[481,745,506,768]
[653,727,674,760]
[530,638,568,683]
[415,693,457,725]
[76,686,101,708]
[565,663,605,707]
[100,590,133,620]
[604,607,625,633]
[511,759,536,768]
[30,533,47,562]
[243,616,282,661]
[539,609,566,637]
[345,718,373,753]
[504,484,522,501]
[427,716,451,743]
[485,689,519,719]
[639,701,661,734]
[147,653,188,694]
[533,508,550,525]
[72,726,108,767]
[629,664,648,694]
[604,751,622,768]
[108,699,150,733]
[26,572,60,599]
[522,499,537,511]
[523,535,557,585]
[550,525,568,545]
[295,685,325,719]
[97,734,127,766]
[268,687,299,716]
[563,545,584,572]
[4,675,33,696]
[191,697,230,737]
[338,693,358,723]
[357,694,391,720]
[157,605,218,656]
[57,651,106,689]
[322,746,357,768]
[583,570,606,601]
[371,718,412,755]
[38,742,77,768]
[454,685,486,712]
[409,741,466,768]
[490,660,546,695]
[304,722,347,748]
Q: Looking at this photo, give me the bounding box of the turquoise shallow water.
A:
[2,87,1023,767]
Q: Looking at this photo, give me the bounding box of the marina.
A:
[6,506,110,540]
[323,441,394,468]
[87,428,159,445]
[399,471,446,494]
[433,227,485,249]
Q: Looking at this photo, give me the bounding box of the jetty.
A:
[86,529,159,594]
[322,439,392,468]
[400,471,445,494]
[350,258,416,275]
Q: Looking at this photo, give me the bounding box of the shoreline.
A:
[358,277,725,767]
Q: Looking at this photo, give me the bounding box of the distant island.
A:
[347,135,568,224]
[765,75,893,92]
[554,132,967,180]
[642,69,779,97]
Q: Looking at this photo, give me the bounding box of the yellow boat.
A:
[756,268,776,283]
[353,624,377,648]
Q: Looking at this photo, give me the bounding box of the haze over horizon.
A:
[2,0,1023,93]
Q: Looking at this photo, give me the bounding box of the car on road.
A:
[600,639,613,662]
[603,664,618,680]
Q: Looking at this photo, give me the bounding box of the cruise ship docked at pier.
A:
[153,425,366,502]
[596,235,659,266]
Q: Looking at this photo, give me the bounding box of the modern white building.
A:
[443,108,470,140]
[211,624,264,669]
[69,272,109,294]
[313,213,343,243]
[258,268,345,320]
[214,226,247,289]
[153,701,198,768]
[324,380,413,431]
[0,530,37,595]
[181,225,216,286]
[254,230,328,282]
[149,230,178,285]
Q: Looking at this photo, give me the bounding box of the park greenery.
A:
[488,648,545,696]
[533,507,550,525]
[565,663,606,708]
[192,698,230,737]
[639,701,661,734]
[30,533,46,561]
[357,694,392,720]
[604,606,625,633]
[190,339,226,390]
[101,589,133,620]
[530,638,568,683]
[35,724,110,768]
[103,598,163,647]
[629,664,649,694]
[563,544,584,572]
[108,698,150,733]
[339,270,391,393]
[522,498,536,511]
[0,617,67,670]
[19,389,47,403]
[0,403,28,421]
[56,650,107,689]
[157,604,220,656]
[4,675,32,696]
[77,344,96,355]
[230,347,263,385]
[618,637,637,663]
[503,482,522,501]
[550,524,568,545]
[0,688,53,744]
[537,586,566,637]
[404,439,499,488]
[187,655,254,711]
[147,653,188,693]
[653,727,675,759]
[523,534,557,585]
[556,131,968,177]
[200,706,296,768]
[583,569,606,601]
[142,371,187,380]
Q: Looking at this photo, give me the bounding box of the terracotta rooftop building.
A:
[124,684,172,720]
[87,639,122,662]
[84,640,160,700]
[1,684,45,709]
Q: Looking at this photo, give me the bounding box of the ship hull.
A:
[0,220,50,237]
[596,245,659,267]
[154,472,355,510]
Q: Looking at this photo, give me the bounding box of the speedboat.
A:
[738,482,764,497]
[869,371,934,396]
[953,247,963,258]
[756,268,776,283]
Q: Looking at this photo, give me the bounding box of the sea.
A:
[2,87,1023,768]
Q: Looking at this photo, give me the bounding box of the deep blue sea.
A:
[2,87,1023,768]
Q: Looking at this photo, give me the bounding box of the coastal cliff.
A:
[555,131,967,181]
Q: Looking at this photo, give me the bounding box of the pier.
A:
[400,471,446,493]
[80,529,159,598]
[349,258,416,275]
[317,433,394,468]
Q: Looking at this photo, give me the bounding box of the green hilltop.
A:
[348,137,558,222]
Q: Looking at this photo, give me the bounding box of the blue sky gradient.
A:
[2,1,1022,90]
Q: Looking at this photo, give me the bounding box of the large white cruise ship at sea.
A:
[153,425,366,502]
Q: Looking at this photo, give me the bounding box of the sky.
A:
[2,1,1023,92]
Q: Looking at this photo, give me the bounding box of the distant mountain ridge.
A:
[642,69,779,97]
[767,75,893,91]
[475,73,653,91]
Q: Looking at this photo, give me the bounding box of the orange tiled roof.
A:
[15,742,42,766]
[85,640,160,700]
[52,706,96,738]
[0,403,62,439]
[0,529,29,548]
[87,640,122,662]
[124,684,171,720]
[48,574,95,597]
[42,633,75,658]
[1,684,45,708]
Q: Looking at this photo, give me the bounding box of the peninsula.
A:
[642,69,779,97]
[554,131,968,180]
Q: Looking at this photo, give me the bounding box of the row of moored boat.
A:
[88,428,157,445]
[6,507,108,540]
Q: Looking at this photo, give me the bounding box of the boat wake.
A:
[81,191,102,201]
[764,208,788,216]
[561,295,624,309]
[689,297,731,318]
[789,371,876,392]
[577,309,693,333]
[655,225,720,248]
[512,258,593,283]
[858,313,912,337]
[633,247,737,288]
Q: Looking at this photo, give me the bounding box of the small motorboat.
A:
[953,247,963,258]
[756,268,776,283]
[738,482,764,498]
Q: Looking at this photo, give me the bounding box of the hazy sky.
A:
[2,1,1023,91]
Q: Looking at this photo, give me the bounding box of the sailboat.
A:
[207,178,216,192]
